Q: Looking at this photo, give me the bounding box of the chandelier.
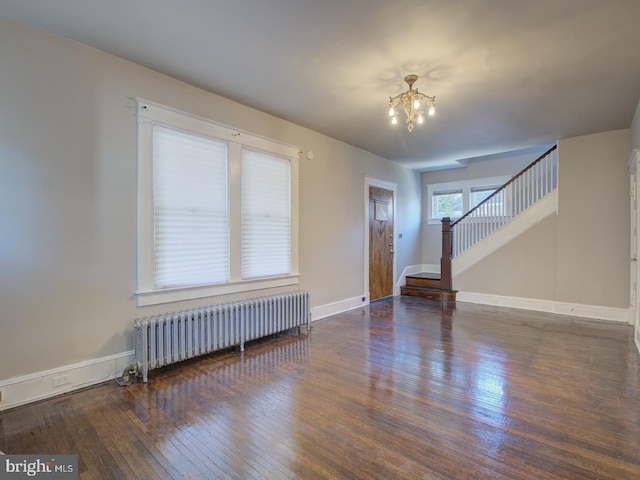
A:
[388,74,436,132]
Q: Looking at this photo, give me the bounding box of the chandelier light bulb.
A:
[386,75,437,132]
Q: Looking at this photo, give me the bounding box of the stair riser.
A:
[406,278,441,289]
[400,287,456,303]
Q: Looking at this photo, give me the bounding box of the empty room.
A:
[1,1,639,479]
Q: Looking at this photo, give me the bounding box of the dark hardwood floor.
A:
[1,297,639,479]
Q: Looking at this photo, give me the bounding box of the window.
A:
[470,186,506,216]
[241,149,291,279]
[426,176,510,224]
[137,99,299,306]
[433,189,463,219]
[470,186,496,209]
[153,125,230,288]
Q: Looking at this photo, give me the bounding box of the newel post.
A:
[441,217,453,291]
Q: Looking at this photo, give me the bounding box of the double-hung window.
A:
[136,100,299,306]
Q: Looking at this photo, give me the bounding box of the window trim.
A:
[426,176,510,225]
[136,99,300,307]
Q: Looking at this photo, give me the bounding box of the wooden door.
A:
[369,186,394,300]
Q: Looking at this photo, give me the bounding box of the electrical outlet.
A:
[52,375,71,387]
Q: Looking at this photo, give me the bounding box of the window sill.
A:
[136,274,300,307]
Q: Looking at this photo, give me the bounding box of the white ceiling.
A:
[1,0,640,171]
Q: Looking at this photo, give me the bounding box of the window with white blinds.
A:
[153,125,229,288]
[426,176,510,224]
[136,99,300,306]
[241,150,291,279]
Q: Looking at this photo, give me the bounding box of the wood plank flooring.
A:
[1,297,639,479]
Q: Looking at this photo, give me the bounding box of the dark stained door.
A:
[369,186,394,300]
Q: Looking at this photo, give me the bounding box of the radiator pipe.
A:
[115,363,140,386]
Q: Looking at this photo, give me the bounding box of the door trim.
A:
[364,177,398,303]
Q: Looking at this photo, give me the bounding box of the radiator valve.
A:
[115,364,140,386]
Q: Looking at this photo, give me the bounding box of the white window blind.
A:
[241,150,291,279]
[153,125,229,288]
[470,186,497,208]
[433,189,463,218]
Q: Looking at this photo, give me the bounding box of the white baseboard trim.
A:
[0,296,367,410]
[311,295,367,322]
[395,264,440,290]
[0,350,135,411]
[457,291,629,323]
[422,264,441,274]
[395,264,425,292]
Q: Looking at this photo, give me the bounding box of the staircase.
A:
[400,272,457,303]
[401,145,558,304]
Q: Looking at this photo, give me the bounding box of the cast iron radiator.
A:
[134,291,310,382]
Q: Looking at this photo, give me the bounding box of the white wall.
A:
[0,17,422,384]
[555,129,630,308]
[453,129,630,312]
[454,215,558,299]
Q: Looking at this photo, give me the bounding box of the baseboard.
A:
[0,295,368,410]
[423,264,441,274]
[395,264,440,290]
[311,295,367,322]
[457,291,629,323]
[395,265,423,293]
[0,351,135,411]
[636,327,640,354]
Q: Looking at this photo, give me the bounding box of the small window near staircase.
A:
[426,176,510,224]
[433,189,463,218]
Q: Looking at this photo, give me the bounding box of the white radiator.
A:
[134,291,310,382]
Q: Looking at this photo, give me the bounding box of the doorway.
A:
[367,183,395,301]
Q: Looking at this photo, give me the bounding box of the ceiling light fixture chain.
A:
[388,74,436,132]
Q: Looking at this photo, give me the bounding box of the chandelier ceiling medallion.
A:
[388,74,436,132]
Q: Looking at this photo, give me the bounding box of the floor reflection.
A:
[365,299,512,467]
[3,297,640,479]
[131,334,310,477]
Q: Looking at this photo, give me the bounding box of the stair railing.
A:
[440,145,558,289]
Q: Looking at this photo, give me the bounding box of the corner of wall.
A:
[310,295,367,321]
